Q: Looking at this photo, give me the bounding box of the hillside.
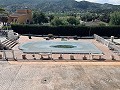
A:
[0,0,120,12]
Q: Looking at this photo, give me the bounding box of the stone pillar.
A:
[0,40,3,49]
[111,36,114,42]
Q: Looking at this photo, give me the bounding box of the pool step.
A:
[1,39,9,44]
[9,42,17,49]
[1,39,18,49]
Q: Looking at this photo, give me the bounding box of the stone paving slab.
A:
[9,65,92,90]
[102,66,120,88]
[8,61,120,65]
[0,64,21,90]
[0,61,120,90]
[82,66,120,90]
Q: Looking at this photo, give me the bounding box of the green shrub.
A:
[11,24,120,37]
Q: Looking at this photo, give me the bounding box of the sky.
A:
[75,0,120,5]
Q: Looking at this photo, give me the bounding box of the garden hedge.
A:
[11,24,120,37]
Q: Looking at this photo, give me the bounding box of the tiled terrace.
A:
[0,61,120,90]
[0,36,120,90]
[9,36,119,61]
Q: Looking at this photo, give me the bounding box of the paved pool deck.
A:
[1,36,120,90]
[11,36,120,61]
[0,61,120,90]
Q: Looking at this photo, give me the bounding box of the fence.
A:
[0,50,5,60]
[0,30,8,37]
[13,50,94,61]
[94,34,120,55]
[0,50,15,61]
[0,49,119,61]
[0,50,104,61]
[0,30,19,40]
[1,34,120,61]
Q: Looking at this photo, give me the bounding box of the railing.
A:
[0,30,8,37]
[1,34,120,61]
[0,50,105,61]
[0,49,120,61]
[14,50,98,61]
[0,50,15,61]
[94,34,120,55]
[0,30,19,40]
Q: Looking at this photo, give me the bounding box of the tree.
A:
[67,16,80,25]
[99,22,106,26]
[110,11,120,25]
[33,12,48,24]
[51,18,67,26]
[48,15,54,22]
[80,13,93,22]
[70,13,77,18]
[80,13,100,22]
[0,8,9,25]
[0,16,8,25]
[99,13,110,23]
[0,8,5,13]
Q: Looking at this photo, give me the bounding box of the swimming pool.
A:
[19,41,103,54]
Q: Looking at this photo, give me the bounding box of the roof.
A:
[9,13,26,17]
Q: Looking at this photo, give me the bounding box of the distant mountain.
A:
[0,0,120,12]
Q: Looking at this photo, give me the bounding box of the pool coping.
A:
[19,40,103,54]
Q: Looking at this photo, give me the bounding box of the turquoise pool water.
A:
[19,41,103,54]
